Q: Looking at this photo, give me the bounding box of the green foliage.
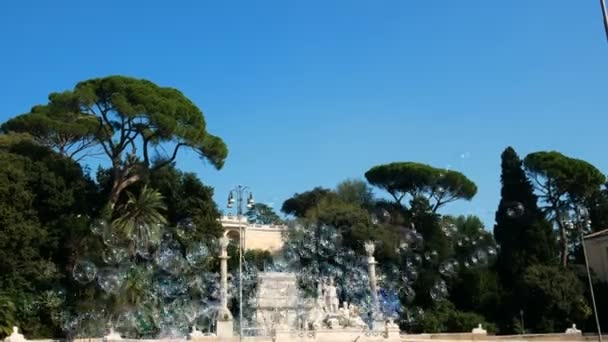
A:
[246,203,282,225]
[418,301,496,333]
[365,162,477,211]
[0,139,96,338]
[98,164,224,239]
[112,185,167,244]
[521,265,591,332]
[524,151,605,266]
[281,187,335,217]
[449,268,500,323]
[524,151,605,203]
[1,92,100,159]
[3,76,228,210]
[0,294,16,338]
[245,249,274,271]
[495,147,555,283]
[335,178,375,209]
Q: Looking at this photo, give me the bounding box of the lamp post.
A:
[227,186,254,340]
[601,0,608,42]
[563,208,602,342]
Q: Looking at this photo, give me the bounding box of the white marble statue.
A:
[471,324,487,335]
[565,324,582,335]
[338,301,350,325]
[348,304,367,328]
[324,277,339,313]
[4,327,26,342]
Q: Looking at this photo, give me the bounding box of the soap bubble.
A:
[439,259,457,276]
[403,285,416,304]
[487,246,497,256]
[90,219,109,235]
[102,247,128,265]
[506,201,525,218]
[186,243,209,266]
[154,275,188,298]
[474,250,488,265]
[156,240,186,275]
[130,223,162,255]
[430,280,448,300]
[97,268,125,294]
[102,228,121,247]
[176,218,196,239]
[72,260,97,284]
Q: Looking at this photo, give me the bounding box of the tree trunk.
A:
[107,174,141,211]
[560,225,568,267]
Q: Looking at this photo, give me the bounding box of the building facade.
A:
[584,229,608,283]
[220,215,287,253]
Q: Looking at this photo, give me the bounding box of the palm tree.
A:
[113,185,167,256]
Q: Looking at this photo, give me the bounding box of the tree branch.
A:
[151,142,186,170]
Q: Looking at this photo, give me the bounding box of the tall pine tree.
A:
[493,147,556,332]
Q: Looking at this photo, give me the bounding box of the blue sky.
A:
[1,1,607,227]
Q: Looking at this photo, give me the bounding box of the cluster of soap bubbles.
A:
[279,223,377,319]
[70,218,218,338]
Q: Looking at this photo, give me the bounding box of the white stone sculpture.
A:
[338,301,350,326]
[565,324,582,335]
[471,324,487,335]
[103,327,123,341]
[386,319,399,329]
[4,327,26,342]
[324,277,339,313]
[349,304,367,328]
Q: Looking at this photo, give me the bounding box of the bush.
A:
[419,301,496,333]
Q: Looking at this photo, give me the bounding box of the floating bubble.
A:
[506,201,525,218]
[102,228,121,247]
[430,280,448,300]
[97,268,125,294]
[153,275,188,298]
[156,240,186,275]
[176,218,196,239]
[487,246,497,256]
[403,285,416,304]
[102,247,128,265]
[186,243,209,266]
[439,259,457,276]
[90,219,109,235]
[72,260,97,284]
[474,249,488,265]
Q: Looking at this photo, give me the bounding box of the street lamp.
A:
[563,208,602,342]
[601,0,608,42]
[227,185,254,340]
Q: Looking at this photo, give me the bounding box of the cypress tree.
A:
[493,147,556,332]
[494,147,555,284]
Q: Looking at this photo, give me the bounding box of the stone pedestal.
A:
[216,320,234,338]
[255,272,299,332]
[217,237,233,338]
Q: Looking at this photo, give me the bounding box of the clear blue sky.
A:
[1,1,607,227]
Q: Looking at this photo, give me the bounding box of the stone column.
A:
[216,236,234,337]
[364,241,383,329]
